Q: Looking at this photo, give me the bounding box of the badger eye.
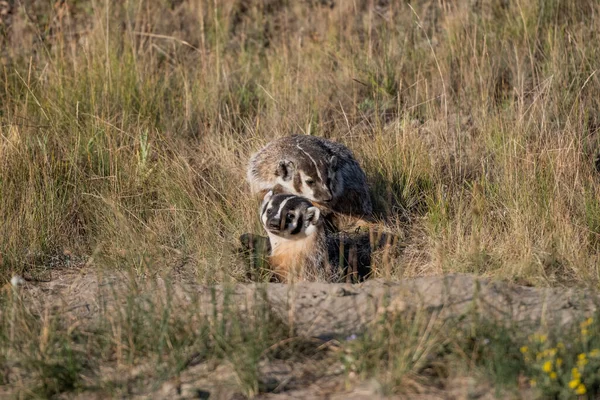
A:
[305,179,315,186]
[266,208,272,216]
[286,213,294,221]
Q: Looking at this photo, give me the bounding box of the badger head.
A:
[274,154,336,204]
[260,187,321,239]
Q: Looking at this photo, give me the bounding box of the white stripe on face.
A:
[299,171,315,198]
[296,143,322,182]
[260,192,273,225]
[261,201,271,227]
[274,196,292,221]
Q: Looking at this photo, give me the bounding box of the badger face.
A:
[297,170,333,204]
[275,154,334,204]
[260,190,321,239]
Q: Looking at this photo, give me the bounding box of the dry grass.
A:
[5,1,600,396]
[2,1,600,287]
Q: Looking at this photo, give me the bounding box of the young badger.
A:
[248,135,373,222]
[260,188,371,283]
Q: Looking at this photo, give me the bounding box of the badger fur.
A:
[259,187,371,283]
[248,135,373,222]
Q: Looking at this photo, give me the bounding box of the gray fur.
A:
[248,135,373,218]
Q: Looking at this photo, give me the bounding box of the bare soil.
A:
[8,271,598,399]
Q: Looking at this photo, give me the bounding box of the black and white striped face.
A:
[260,191,321,239]
[275,148,335,204]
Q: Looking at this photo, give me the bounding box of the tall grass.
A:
[1,0,600,285]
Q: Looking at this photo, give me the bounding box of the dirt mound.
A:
[21,272,598,338]
[9,272,598,399]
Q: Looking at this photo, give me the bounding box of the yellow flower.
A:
[577,358,588,369]
[520,346,528,354]
[578,353,587,361]
[582,328,589,336]
[532,333,547,343]
[557,342,565,349]
[576,383,586,395]
[589,349,600,358]
[530,379,536,387]
[569,379,580,389]
[580,317,593,328]
[548,348,557,356]
[572,368,581,379]
[550,372,557,380]
[543,361,552,373]
[556,358,563,367]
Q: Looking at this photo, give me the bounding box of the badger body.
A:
[259,188,371,283]
[248,135,373,221]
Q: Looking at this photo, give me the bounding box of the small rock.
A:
[10,275,25,287]
[333,286,354,297]
[159,381,179,397]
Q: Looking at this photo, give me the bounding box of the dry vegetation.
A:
[2,0,600,286]
[2,0,600,398]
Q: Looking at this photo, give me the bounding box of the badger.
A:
[258,187,371,283]
[247,135,373,223]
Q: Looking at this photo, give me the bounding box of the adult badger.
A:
[247,135,373,225]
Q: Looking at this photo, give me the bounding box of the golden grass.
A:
[1,0,600,286]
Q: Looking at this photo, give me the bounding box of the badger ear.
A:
[305,206,321,226]
[277,160,295,181]
[262,189,274,205]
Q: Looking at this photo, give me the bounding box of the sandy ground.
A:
[7,270,597,399]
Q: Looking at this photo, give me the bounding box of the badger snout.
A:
[314,187,333,202]
[267,218,281,230]
[318,190,333,202]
